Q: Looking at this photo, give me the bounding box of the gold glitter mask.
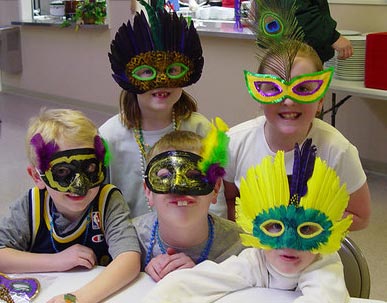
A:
[40,148,106,196]
[126,51,194,93]
[144,150,214,196]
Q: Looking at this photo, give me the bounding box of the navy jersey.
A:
[28,184,118,266]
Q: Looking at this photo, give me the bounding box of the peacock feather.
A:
[248,0,305,80]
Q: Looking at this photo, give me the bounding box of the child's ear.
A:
[27,165,46,189]
[211,178,222,204]
[143,181,154,207]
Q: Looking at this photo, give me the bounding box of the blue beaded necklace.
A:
[145,215,215,266]
[49,202,92,253]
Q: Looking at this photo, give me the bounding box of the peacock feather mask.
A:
[245,0,333,104]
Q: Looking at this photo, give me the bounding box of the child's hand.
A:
[55,244,97,271]
[145,248,195,282]
[47,293,77,303]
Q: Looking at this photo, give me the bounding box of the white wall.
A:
[1,2,386,172]
[328,3,387,173]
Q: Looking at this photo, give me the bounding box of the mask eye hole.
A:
[166,63,189,79]
[186,169,202,179]
[260,220,284,237]
[297,222,323,238]
[292,80,322,96]
[51,164,72,179]
[87,162,97,173]
[132,65,157,81]
[156,168,173,180]
[256,81,282,97]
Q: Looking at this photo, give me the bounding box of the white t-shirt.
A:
[99,112,227,218]
[143,248,349,303]
[224,116,366,194]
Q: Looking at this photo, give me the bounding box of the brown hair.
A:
[119,89,198,129]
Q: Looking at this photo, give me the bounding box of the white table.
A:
[325,79,387,126]
[8,267,386,303]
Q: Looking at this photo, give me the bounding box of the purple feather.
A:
[290,138,316,204]
[290,142,301,199]
[206,164,225,186]
[94,135,105,162]
[30,133,58,172]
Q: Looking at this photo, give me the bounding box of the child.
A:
[224,0,370,230]
[142,139,353,303]
[99,0,227,218]
[133,121,246,282]
[0,109,141,303]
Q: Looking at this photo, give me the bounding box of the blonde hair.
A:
[26,108,98,166]
[119,90,198,129]
[146,130,203,162]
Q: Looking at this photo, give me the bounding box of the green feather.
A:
[138,0,162,49]
[102,137,112,166]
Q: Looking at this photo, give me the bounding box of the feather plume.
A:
[94,135,112,166]
[30,133,58,172]
[289,138,316,205]
[109,2,203,93]
[248,0,305,80]
[198,117,229,177]
[300,157,352,253]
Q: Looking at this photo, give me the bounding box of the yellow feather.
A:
[236,152,290,235]
[300,158,349,221]
[214,116,229,132]
[199,117,229,171]
[312,215,353,254]
[301,158,352,254]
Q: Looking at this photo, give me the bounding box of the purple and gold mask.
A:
[145,150,214,196]
[109,5,203,94]
[244,67,333,104]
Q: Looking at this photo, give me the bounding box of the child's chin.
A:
[272,264,302,277]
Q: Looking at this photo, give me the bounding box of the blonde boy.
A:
[0,108,140,303]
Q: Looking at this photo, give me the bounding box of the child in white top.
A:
[99,1,227,218]
[223,0,370,230]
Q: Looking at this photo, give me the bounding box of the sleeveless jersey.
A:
[28,184,118,266]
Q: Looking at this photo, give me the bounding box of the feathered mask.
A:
[30,134,111,172]
[109,0,203,94]
[244,0,333,104]
[144,118,229,196]
[30,134,111,196]
[236,139,352,254]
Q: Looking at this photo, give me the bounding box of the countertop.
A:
[11,17,252,38]
[11,16,109,30]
